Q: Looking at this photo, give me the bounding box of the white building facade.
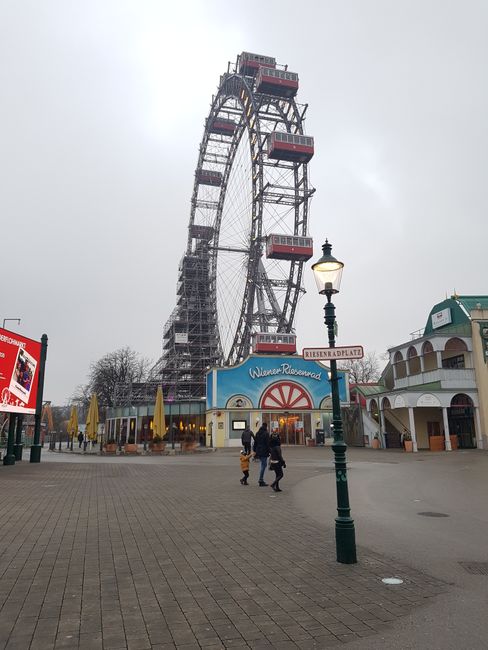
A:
[365,296,488,451]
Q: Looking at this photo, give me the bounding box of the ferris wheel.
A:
[172,53,314,381]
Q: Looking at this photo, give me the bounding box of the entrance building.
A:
[206,355,349,447]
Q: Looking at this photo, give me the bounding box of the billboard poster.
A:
[0,328,41,414]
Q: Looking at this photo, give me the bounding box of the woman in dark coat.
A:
[269,433,286,492]
[253,423,270,486]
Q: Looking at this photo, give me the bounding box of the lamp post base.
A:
[13,444,23,461]
[332,425,357,564]
[335,518,357,564]
[30,445,42,463]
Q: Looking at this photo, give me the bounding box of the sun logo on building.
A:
[260,381,313,410]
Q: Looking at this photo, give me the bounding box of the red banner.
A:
[0,328,41,414]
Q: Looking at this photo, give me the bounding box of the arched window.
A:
[442,338,468,369]
[449,394,476,449]
[370,399,379,422]
[450,393,473,408]
[422,341,433,353]
[382,397,391,410]
[407,346,421,375]
[421,340,436,372]
[445,338,468,352]
[393,351,407,379]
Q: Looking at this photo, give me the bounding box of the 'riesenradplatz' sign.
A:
[302,346,364,361]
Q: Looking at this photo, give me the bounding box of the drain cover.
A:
[459,562,488,575]
[417,511,449,517]
[382,578,404,585]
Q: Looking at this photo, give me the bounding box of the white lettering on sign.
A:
[248,362,322,381]
[0,334,26,349]
[302,346,364,361]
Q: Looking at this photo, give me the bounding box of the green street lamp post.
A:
[30,334,48,463]
[13,414,24,461]
[312,239,357,564]
[3,414,17,466]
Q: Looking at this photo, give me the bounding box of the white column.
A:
[442,407,452,451]
[211,412,217,448]
[436,351,443,369]
[420,355,425,372]
[474,408,483,449]
[408,407,418,452]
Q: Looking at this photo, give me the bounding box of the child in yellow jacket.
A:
[239,449,253,485]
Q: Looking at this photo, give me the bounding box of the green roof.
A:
[353,384,387,397]
[457,296,488,311]
[423,295,488,335]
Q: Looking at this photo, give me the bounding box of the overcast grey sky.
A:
[1,0,487,404]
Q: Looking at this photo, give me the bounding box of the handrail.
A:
[383,408,410,436]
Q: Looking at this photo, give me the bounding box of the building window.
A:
[442,354,465,369]
[427,421,441,436]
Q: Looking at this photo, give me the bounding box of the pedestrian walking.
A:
[239,449,252,485]
[253,422,270,486]
[400,429,407,449]
[241,426,254,455]
[269,432,286,492]
[77,431,84,448]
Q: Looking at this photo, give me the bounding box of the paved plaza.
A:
[1,447,482,650]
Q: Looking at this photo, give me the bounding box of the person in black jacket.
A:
[241,426,254,455]
[269,433,286,492]
[253,422,270,486]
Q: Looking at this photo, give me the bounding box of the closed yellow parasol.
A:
[153,386,166,440]
[67,406,78,441]
[85,393,99,442]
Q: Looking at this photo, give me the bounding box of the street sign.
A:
[302,345,364,361]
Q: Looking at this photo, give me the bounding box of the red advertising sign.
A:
[0,328,41,414]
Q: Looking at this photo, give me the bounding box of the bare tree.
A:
[51,405,72,435]
[71,383,91,414]
[74,347,152,409]
[341,351,382,384]
[91,347,151,407]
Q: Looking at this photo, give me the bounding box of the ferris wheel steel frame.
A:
[154,54,315,399]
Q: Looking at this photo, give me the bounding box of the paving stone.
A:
[0,452,448,650]
[126,637,151,650]
[54,634,80,648]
